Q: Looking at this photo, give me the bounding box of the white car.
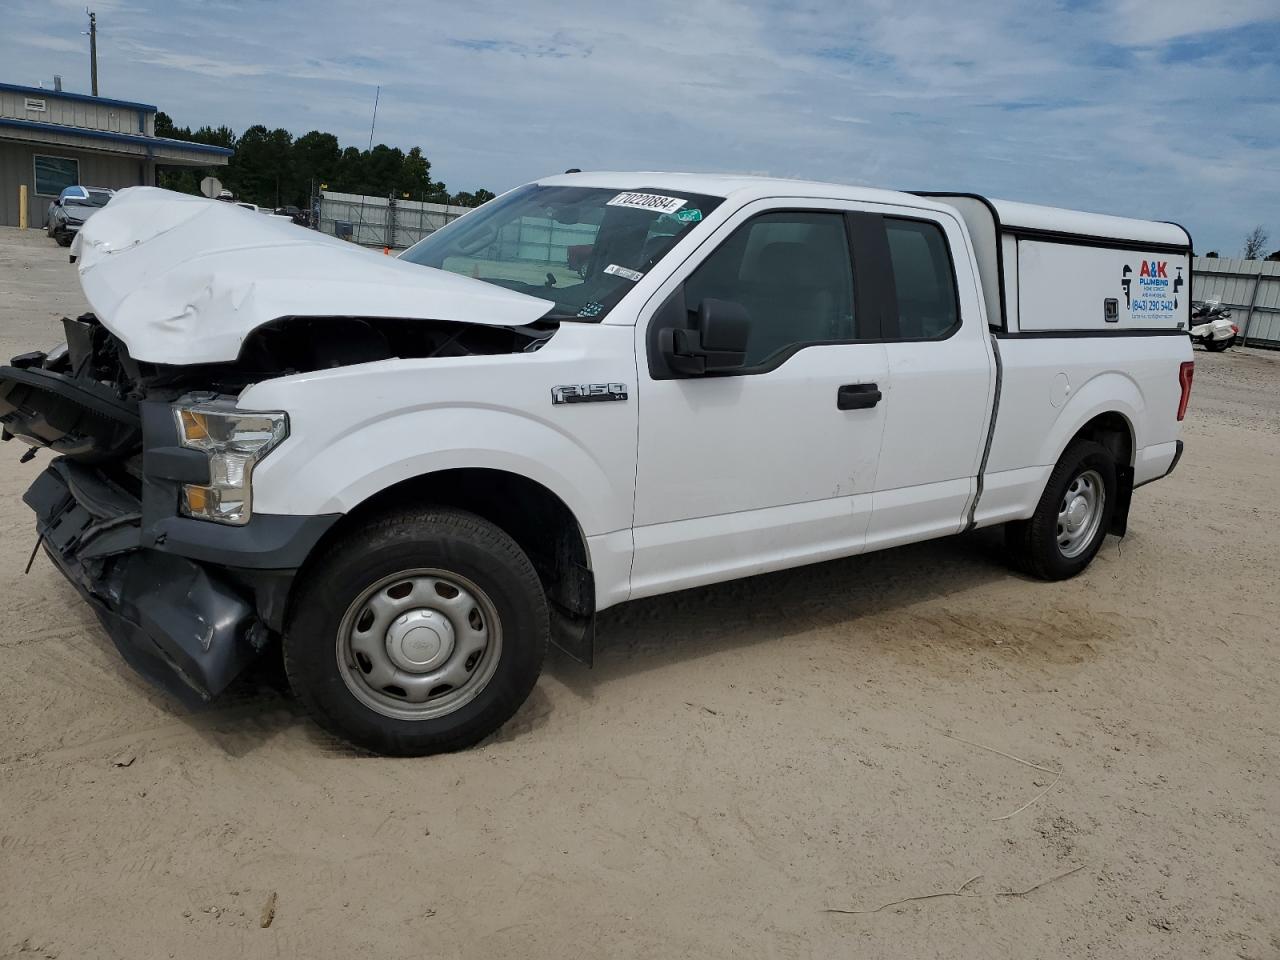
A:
[0,178,1193,755]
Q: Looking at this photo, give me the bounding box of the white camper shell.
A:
[920,194,1193,334]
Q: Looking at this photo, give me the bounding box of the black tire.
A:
[284,507,548,756]
[1204,338,1230,352]
[55,232,72,247]
[1004,439,1117,581]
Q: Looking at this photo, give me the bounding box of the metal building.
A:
[0,80,232,229]
[1192,257,1280,348]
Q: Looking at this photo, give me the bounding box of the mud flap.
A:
[549,605,595,667]
[1109,464,1134,538]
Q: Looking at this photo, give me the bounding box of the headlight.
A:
[173,399,288,525]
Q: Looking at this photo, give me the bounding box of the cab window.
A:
[683,211,856,368]
[883,218,960,339]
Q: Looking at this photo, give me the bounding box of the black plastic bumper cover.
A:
[24,461,337,705]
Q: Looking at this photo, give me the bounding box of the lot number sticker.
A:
[604,264,645,282]
[607,192,687,214]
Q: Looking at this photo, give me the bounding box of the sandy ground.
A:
[0,225,1277,960]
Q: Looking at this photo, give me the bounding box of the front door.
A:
[629,201,890,599]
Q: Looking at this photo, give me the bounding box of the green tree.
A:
[294,131,341,198]
[149,112,495,211]
[154,111,186,139]
[399,146,432,200]
[334,146,366,193]
[450,188,496,208]
[424,180,451,204]
[364,144,405,196]
[228,125,296,207]
[191,124,235,149]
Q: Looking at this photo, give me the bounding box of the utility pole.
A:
[87,10,99,96]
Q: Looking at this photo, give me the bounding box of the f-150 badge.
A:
[551,383,628,405]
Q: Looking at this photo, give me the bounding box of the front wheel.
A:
[1005,440,1117,580]
[284,507,548,756]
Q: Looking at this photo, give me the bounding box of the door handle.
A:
[837,383,882,410]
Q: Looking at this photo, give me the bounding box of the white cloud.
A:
[1109,0,1279,43]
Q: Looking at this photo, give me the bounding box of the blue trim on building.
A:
[0,81,158,114]
[0,117,233,157]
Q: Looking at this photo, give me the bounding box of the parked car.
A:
[272,205,309,226]
[0,178,1193,756]
[45,185,114,246]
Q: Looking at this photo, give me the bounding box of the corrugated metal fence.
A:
[317,191,467,249]
[1192,257,1280,348]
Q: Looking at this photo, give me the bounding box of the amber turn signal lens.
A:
[182,485,210,514]
[178,409,210,443]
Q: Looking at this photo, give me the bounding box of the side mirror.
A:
[659,298,750,376]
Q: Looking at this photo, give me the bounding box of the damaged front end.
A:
[1,311,554,703]
[23,460,267,705]
[0,315,334,702]
[2,188,564,705]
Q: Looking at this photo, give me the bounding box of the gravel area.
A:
[1,225,1277,960]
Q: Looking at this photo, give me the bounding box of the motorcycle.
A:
[1189,300,1239,352]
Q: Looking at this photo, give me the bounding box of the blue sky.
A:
[4,0,1277,253]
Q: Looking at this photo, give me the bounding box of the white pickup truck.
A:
[0,176,1193,755]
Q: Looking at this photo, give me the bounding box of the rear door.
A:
[629,199,890,599]
[857,210,995,549]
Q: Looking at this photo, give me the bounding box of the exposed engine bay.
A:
[0,312,556,464]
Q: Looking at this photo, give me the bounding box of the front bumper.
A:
[24,458,338,704]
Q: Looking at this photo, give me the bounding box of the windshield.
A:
[67,190,112,208]
[400,184,723,321]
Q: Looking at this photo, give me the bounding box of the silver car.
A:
[46,186,114,247]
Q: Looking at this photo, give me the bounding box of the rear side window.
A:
[884,219,959,339]
[683,211,856,368]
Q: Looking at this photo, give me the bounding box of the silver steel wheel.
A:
[1056,468,1105,559]
[336,568,503,721]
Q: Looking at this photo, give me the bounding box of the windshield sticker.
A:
[673,208,702,223]
[607,192,687,215]
[577,301,605,318]
[604,264,645,282]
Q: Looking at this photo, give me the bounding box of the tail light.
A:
[1177,361,1195,421]
[1232,324,1240,335]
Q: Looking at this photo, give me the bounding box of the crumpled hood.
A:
[71,187,554,365]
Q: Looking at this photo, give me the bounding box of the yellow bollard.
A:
[19,184,28,230]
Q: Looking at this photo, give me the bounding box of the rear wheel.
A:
[1005,440,1117,580]
[284,507,548,756]
[1204,338,1231,352]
